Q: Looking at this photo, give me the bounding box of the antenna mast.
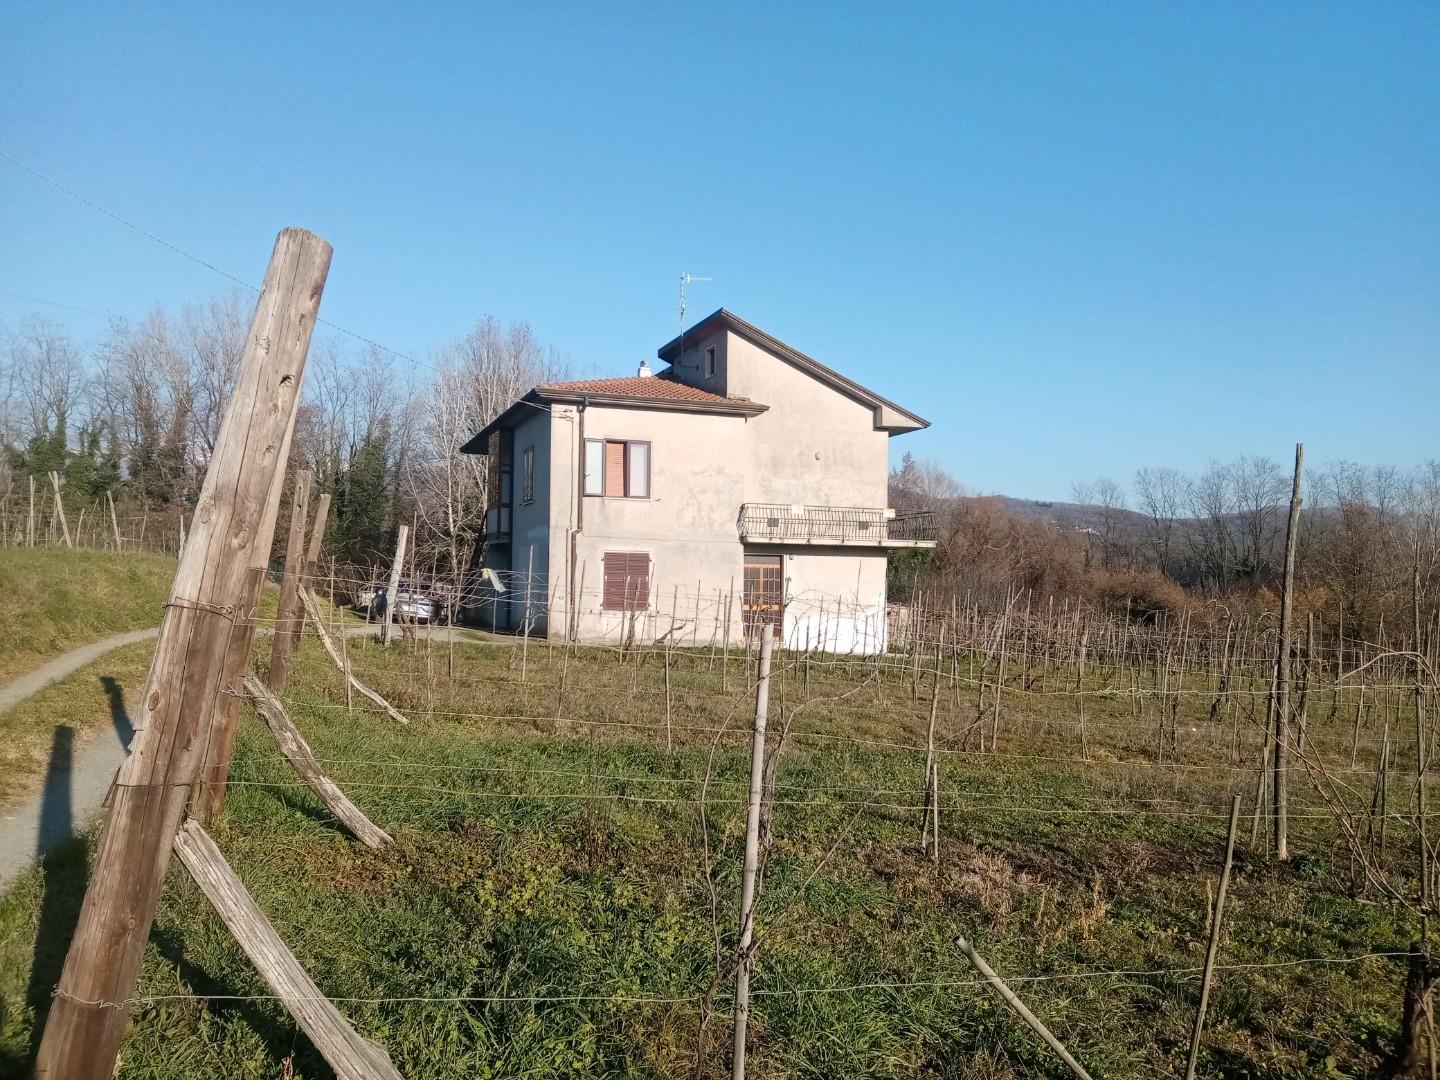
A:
[678,271,712,361]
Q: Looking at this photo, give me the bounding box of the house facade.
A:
[461,309,935,654]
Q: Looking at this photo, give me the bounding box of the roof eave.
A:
[537,388,768,418]
[461,389,769,454]
[460,395,539,455]
[657,308,930,432]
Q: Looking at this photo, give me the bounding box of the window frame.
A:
[521,445,535,504]
[583,437,651,499]
[704,345,717,380]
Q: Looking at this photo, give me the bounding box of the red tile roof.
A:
[536,375,741,406]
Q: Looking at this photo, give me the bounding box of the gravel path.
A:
[0,628,157,892]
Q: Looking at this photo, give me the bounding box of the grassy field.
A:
[0,624,1423,1078]
[0,548,175,685]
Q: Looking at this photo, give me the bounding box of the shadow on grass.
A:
[19,725,89,1068]
[101,673,135,748]
[148,925,319,1073]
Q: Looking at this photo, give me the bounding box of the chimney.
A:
[637,360,653,378]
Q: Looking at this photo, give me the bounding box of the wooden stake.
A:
[172,820,401,1079]
[243,676,392,848]
[50,471,71,548]
[266,470,313,691]
[381,524,409,646]
[36,227,331,1080]
[732,629,773,1080]
[1273,442,1303,861]
[1185,794,1243,1080]
[107,490,121,550]
[957,937,1095,1080]
[301,587,409,725]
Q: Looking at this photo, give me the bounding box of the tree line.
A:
[891,451,1440,638]
[1,295,562,580]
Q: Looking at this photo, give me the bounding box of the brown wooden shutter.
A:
[604,440,626,497]
[602,552,650,611]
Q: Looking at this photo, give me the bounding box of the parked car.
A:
[353,584,380,613]
[371,583,440,625]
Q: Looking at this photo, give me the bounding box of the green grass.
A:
[0,548,174,685]
[0,633,1423,1077]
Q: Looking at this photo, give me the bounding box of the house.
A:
[460,309,936,654]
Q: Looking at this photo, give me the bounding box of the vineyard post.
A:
[732,628,774,1080]
[1273,442,1303,861]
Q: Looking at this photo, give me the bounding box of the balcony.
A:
[484,506,511,543]
[737,504,938,548]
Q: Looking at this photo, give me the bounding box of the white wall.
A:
[548,402,750,644]
[778,549,889,655]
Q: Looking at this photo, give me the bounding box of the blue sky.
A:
[3,3,1436,500]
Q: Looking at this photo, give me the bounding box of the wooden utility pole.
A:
[1273,442,1303,861]
[266,470,313,691]
[381,524,409,646]
[35,227,331,1079]
[194,346,314,826]
[732,629,773,1080]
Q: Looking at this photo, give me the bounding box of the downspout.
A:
[569,397,588,642]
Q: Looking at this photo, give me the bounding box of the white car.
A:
[372,585,440,624]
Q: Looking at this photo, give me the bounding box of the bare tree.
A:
[12,317,88,448]
[1229,455,1286,584]
[1072,477,1129,568]
[1185,461,1234,591]
[404,317,562,604]
[890,452,964,509]
[1134,466,1184,574]
[179,291,248,466]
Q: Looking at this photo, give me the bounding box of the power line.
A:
[0,148,422,368]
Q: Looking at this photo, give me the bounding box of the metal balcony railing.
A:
[737,504,938,546]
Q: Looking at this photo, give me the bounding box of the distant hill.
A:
[995,497,1151,536]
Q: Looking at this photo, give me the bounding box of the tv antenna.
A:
[675,272,713,369]
[679,271,711,326]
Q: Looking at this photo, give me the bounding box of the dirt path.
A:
[0,628,158,893]
[0,621,504,892]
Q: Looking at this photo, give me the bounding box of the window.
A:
[704,345,716,379]
[584,438,650,498]
[602,551,651,611]
[521,446,535,503]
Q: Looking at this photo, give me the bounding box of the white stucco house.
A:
[460,309,936,653]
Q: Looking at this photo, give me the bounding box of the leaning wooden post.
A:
[380,523,409,646]
[920,673,941,852]
[1273,442,1303,861]
[299,493,331,630]
[35,227,331,1080]
[172,820,400,1079]
[1185,794,1243,1080]
[732,628,774,1080]
[957,936,1095,1080]
[50,471,72,548]
[193,308,313,828]
[266,470,313,691]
